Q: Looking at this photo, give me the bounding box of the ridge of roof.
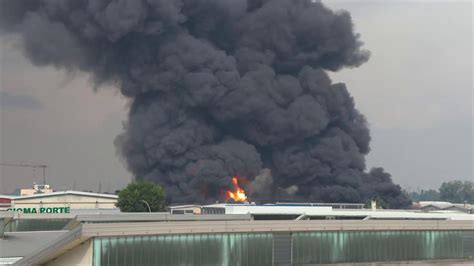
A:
[11,190,118,200]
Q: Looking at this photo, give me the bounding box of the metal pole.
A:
[141,200,151,213]
[42,167,46,185]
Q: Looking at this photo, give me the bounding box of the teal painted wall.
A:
[93,233,273,266]
[292,230,465,264]
[92,230,472,265]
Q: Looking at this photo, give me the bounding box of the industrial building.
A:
[1,203,473,265]
[201,203,474,220]
[413,201,474,214]
[0,190,119,213]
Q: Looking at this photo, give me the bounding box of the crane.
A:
[0,163,49,185]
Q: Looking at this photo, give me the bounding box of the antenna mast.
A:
[0,163,49,185]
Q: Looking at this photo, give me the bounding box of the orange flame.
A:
[226,176,247,202]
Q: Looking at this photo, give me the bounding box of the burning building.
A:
[0,0,410,207]
[226,177,248,203]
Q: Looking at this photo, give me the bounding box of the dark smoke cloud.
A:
[0,0,411,207]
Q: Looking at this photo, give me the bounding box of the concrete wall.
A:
[45,239,92,266]
[81,219,474,237]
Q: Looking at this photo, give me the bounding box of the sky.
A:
[0,0,472,194]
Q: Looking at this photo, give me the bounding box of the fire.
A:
[226,176,247,202]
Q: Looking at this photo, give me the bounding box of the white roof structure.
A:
[0,191,118,201]
[202,203,474,221]
[417,201,453,207]
[416,201,473,209]
[168,205,203,211]
[10,190,118,200]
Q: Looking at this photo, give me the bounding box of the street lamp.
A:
[141,200,151,213]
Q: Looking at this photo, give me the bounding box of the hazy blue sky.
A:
[0,0,472,194]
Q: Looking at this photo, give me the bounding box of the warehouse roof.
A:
[0,231,67,259]
[15,217,474,266]
[63,212,252,230]
[202,203,474,220]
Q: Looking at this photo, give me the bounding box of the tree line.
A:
[408,180,474,204]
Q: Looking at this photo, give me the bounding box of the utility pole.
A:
[0,163,49,185]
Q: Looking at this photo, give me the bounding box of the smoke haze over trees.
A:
[439,180,474,204]
[408,189,441,202]
[407,180,474,204]
[0,0,411,207]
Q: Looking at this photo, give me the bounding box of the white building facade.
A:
[2,191,118,213]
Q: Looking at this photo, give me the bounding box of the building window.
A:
[93,232,273,266]
[291,230,464,264]
[92,230,471,265]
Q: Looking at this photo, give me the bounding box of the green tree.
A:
[407,189,440,202]
[461,181,474,203]
[439,180,474,203]
[116,181,166,212]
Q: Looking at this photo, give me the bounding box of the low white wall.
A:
[45,239,92,266]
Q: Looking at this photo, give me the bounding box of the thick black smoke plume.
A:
[0,0,411,207]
